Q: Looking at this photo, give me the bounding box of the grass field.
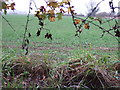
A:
[2,15,120,88]
[2,15,119,59]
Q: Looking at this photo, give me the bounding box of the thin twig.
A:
[2,15,15,31]
[2,15,22,41]
[32,0,38,10]
[102,15,120,24]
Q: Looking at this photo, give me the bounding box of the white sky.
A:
[9,0,120,15]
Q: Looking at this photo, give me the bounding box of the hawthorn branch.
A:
[79,0,104,29]
[67,2,78,30]
[68,0,105,34]
[22,0,32,55]
[67,0,111,38]
[67,0,120,42]
[74,15,120,41]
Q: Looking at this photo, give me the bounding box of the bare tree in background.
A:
[86,0,100,17]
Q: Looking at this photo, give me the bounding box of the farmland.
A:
[2,15,119,57]
[1,15,120,88]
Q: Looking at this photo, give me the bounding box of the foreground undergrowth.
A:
[2,48,120,89]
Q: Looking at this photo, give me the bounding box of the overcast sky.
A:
[9,0,119,15]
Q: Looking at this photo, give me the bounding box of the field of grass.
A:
[2,15,119,59]
[1,15,120,88]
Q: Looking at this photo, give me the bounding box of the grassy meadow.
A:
[2,15,120,88]
[2,15,119,59]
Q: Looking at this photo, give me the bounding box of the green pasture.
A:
[2,15,119,62]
